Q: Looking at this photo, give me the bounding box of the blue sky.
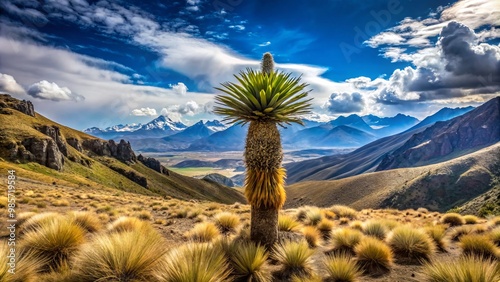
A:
[0,0,499,129]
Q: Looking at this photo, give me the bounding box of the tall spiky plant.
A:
[214,52,312,248]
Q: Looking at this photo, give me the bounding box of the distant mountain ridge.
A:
[285,103,486,184]
[377,98,499,171]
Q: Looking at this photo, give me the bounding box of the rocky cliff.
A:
[377,97,500,171]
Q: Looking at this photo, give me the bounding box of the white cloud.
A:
[258,41,271,47]
[364,32,405,48]
[27,80,84,101]
[323,92,365,114]
[366,0,500,49]
[0,73,25,94]
[131,107,157,116]
[170,82,188,96]
[229,25,245,31]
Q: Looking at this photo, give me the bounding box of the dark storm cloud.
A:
[324,92,365,113]
[376,21,500,105]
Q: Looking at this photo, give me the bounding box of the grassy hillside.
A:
[0,95,244,204]
[286,143,500,213]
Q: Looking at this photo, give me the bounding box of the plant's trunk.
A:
[250,206,278,249]
[245,121,285,248]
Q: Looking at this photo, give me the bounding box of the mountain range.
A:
[85,111,430,152]
[284,97,499,213]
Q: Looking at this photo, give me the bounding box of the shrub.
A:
[156,242,230,282]
[354,237,393,275]
[51,199,70,207]
[489,227,500,246]
[323,253,361,282]
[349,221,363,231]
[214,212,241,235]
[330,205,357,219]
[228,241,271,282]
[463,215,479,224]
[20,212,64,232]
[70,230,166,281]
[362,221,388,240]
[459,234,499,259]
[295,206,309,222]
[21,218,86,272]
[186,222,221,242]
[16,212,36,227]
[279,215,301,232]
[135,210,153,221]
[107,216,152,233]
[302,226,321,248]
[489,216,500,227]
[272,240,315,279]
[424,255,500,282]
[424,225,448,252]
[380,219,400,231]
[317,218,335,240]
[386,226,435,262]
[329,228,364,255]
[448,225,476,241]
[0,241,44,282]
[290,274,323,282]
[441,213,465,226]
[304,207,323,226]
[67,211,102,233]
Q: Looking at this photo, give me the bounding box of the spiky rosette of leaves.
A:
[213,68,312,126]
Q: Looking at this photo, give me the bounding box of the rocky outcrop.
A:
[137,154,170,176]
[35,125,68,156]
[0,94,35,117]
[378,97,500,171]
[82,139,136,163]
[66,137,83,152]
[108,164,148,188]
[20,138,64,170]
[203,173,234,187]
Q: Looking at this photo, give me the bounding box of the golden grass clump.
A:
[20,212,64,232]
[329,228,364,255]
[362,220,388,240]
[156,242,230,282]
[0,241,44,282]
[290,274,323,282]
[186,222,221,242]
[135,210,153,221]
[330,205,357,219]
[459,234,499,259]
[424,255,500,282]
[317,218,335,239]
[448,225,476,241]
[0,196,8,208]
[20,217,86,272]
[304,207,323,226]
[488,216,500,227]
[279,215,301,232]
[107,216,153,233]
[386,226,436,262]
[349,221,364,231]
[16,212,36,227]
[70,229,166,281]
[67,211,102,233]
[489,227,500,246]
[227,241,271,282]
[302,226,321,248]
[424,225,448,252]
[323,253,361,282]
[214,212,241,235]
[463,214,479,224]
[272,240,315,280]
[440,213,465,226]
[354,236,393,275]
